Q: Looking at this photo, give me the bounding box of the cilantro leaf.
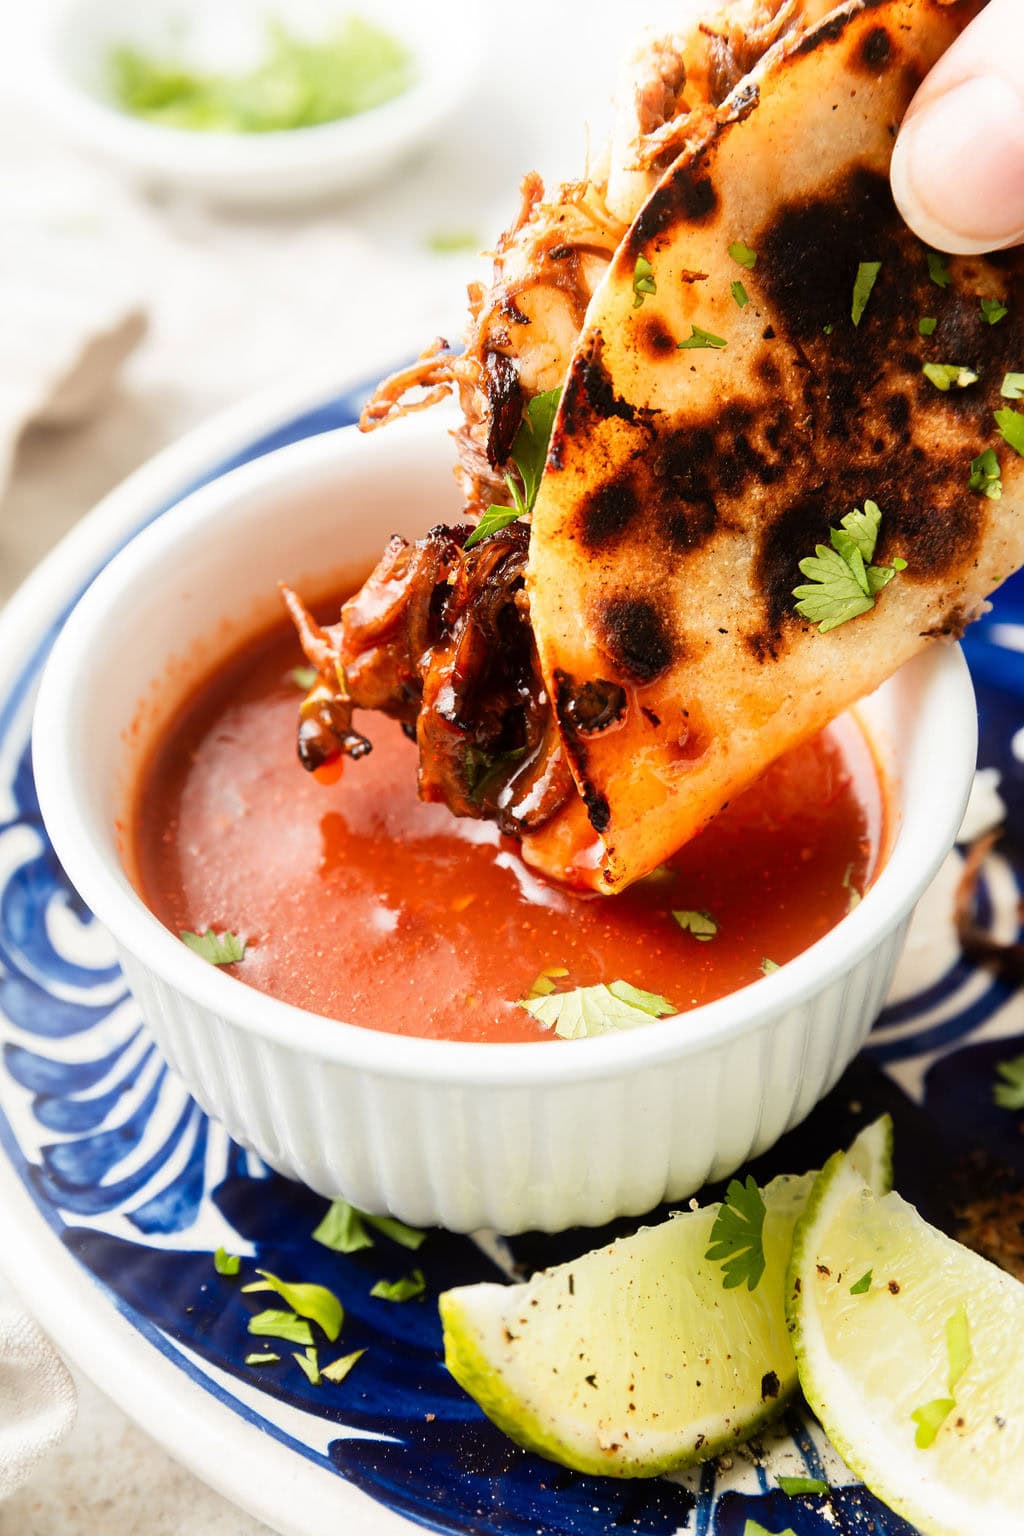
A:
[761,958,780,975]
[927,250,952,288]
[1001,372,1024,400]
[632,254,656,308]
[731,280,750,309]
[850,1269,873,1295]
[244,1352,280,1365]
[181,928,246,965]
[947,1304,972,1392]
[918,316,937,336]
[794,501,904,633]
[912,1396,955,1449]
[705,1175,767,1290]
[969,448,1002,500]
[368,1214,427,1249]
[777,1476,829,1496]
[370,1267,426,1302]
[678,325,727,351]
[290,665,318,691]
[463,507,521,551]
[980,297,1008,325]
[996,406,1024,457]
[728,241,757,270]
[672,909,717,941]
[994,1053,1024,1110]
[323,1348,365,1384]
[923,362,978,391]
[521,980,675,1040]
[292,1346,321,1386]
[851,261,881,326]
[313,1200,374,1253]
[247,1310,314,1347]
[214,1246,240,1276]
[242,1270,343,1341]
[464,387,563,549]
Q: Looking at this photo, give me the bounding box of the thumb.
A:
[891,0,1024,254]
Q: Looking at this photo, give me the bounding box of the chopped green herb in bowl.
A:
[108,16,414,134]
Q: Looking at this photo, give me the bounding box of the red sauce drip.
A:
[132,613,883,1043]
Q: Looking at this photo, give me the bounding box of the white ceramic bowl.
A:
[32,411,978,1233]
[28,0,482,206]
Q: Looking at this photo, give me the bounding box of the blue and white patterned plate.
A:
[3,365,1024,1536]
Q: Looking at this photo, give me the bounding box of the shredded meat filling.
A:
[281,524,573,836]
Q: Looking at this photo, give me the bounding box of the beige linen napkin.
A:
[0,1299,76,1499]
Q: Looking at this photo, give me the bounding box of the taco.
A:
[286,0,1023,894]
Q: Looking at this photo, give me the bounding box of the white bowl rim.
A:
[28,0,484,178]
[32,416,978,1090]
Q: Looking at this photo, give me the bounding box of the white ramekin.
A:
[32,412,978,1233]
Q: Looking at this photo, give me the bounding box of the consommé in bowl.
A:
[32,412,977,1233]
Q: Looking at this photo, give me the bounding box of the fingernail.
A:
[891,75,1024,255]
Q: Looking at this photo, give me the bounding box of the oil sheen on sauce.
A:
[133,614,884,1043]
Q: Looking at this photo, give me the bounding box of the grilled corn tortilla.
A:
[524,0,1017,894]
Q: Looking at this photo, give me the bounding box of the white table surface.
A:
[0,4,680,1532]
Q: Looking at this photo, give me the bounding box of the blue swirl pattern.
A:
[1,384,1022,1536]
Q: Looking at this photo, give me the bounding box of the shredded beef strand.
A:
[954,831,1024,986]
[282,524,572,835]
[360,337,455,433]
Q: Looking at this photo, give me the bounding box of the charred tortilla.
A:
[523,0,1019,893]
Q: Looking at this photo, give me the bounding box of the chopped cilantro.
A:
[822,323,834,335]
[528,966,570,998]
[947,1304,972,1392]
[214,1246,240,1277]
[521,980,675,1040]
[969,448,1002,500]
[426,229,480,254]
[745,1525,797,1536]
[465,386,562,549]
[323,1348,366,1384]
[994,1052,1024,1110]
[632,254,657,308]
[731,280,750,309]
[705,1175,767,1291]
[842,862,862,912]
[313,1200,374,1254]
[850,1270,873,1295]
[927,250,952,288]
[244,1351,280,1366]
[292,1346,321,1386]
[678,325,727,351]
[980,297,1008,325]
[923,362,978,392]
[851,261,881,326]
[290,665,318,691]
[793,500,905,633]
[919,316,937,336]
[1001,372,1024,400]
[370,1267,426,1302]
[761,958,780,975]
[912,1396,956,1449]
[672,909,717,941]
[181,928,246,965]
[242,1270,343,1341]
[777,1475,830,1496]
[996,406,1024,457]
[729,241,757,270]
[247,1309,314,1347]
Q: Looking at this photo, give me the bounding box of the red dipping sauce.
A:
[132,611,885,1043]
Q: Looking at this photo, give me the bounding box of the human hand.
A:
[891,0,1024,254]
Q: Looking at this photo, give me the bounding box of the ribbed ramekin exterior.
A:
[116,916,909,1235]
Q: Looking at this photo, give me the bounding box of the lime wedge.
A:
[788,1146,1024,1535]
[440,1117,891,1477]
